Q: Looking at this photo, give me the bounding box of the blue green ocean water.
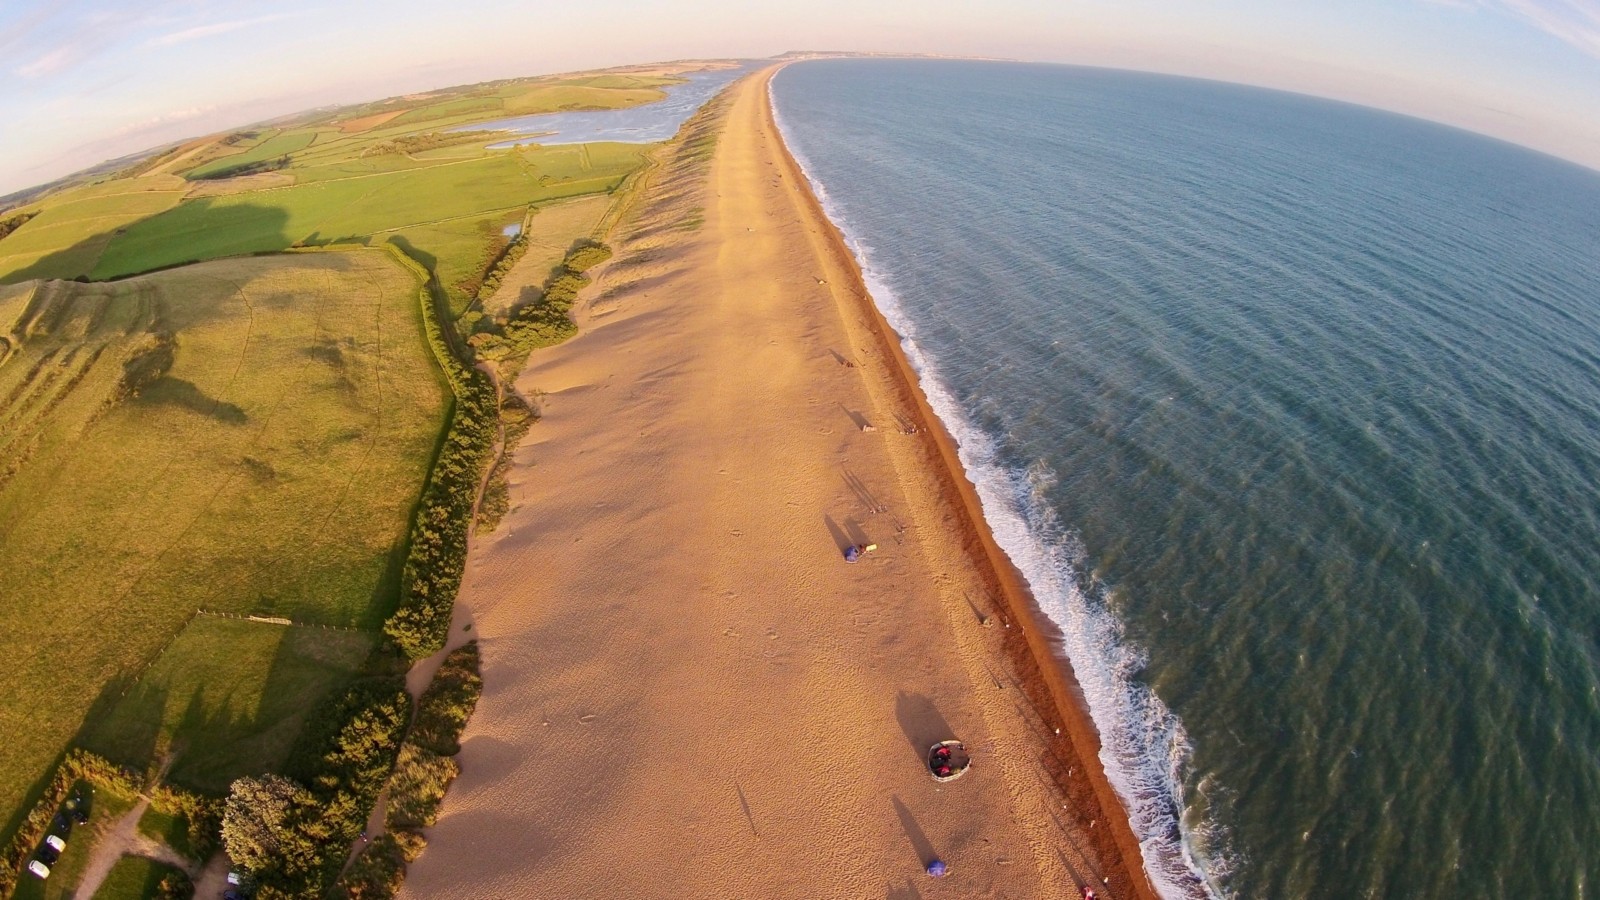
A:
[771,59,1600,898]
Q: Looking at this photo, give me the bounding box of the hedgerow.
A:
[332,643,481,899]
[474,229,530,304]
[407,642,483,757]
[379,247,498,659]
[0,210,37,243]
[488,239,611,364]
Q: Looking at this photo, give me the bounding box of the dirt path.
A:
[401,67,1150,899]
[74,798,198,898]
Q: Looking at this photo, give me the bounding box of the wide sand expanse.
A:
[405,67,1152,898]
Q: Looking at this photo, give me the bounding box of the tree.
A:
[221,774,310,875]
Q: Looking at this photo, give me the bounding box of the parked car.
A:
[27,860,50,879]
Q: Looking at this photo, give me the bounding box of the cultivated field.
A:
[0,251,446,837]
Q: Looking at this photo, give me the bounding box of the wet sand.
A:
[403,66,1154,899]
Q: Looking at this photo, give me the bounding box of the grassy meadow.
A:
[90,854,188,900]
[79,616,375,794]
[0,251,446,837]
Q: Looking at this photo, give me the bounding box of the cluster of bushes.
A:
[362,131,499,158]
[473,230,530,305]
[0,210,36,242]
[191,155,291,181]
[335,643,481,899]
[475,392,535,532]
[408,642,484,757]
[490,239,612,362]
[222,679,411,898]
[380,248,498,660]
[0,749,222,895]
[334,831,412,898]
[153,865,195,899]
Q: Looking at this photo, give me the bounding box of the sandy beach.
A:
[403,66,1154,899]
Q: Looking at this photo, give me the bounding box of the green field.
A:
[80,616,375,793]
[84,144,647,322]
[90,855,187,900]
[0,251,447,837]
[185,130,318,180]
[0,178,185,283]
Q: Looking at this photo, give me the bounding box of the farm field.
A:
[0,251,447,840]
[0,72,675,306]
[79,616,376,794]
[0,61,695,876]
[0,177,185,283]
[184,129,318,180]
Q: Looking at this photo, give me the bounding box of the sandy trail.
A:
[404,68,1147,899]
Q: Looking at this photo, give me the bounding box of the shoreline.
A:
[757,65,1160,899]
[406,62,1155,898]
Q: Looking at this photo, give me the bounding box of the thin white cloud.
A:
[17,45,79,79]
[145,13,297,49]
[1497,0,1600,57]
[110,105,217,138]
[1426,0,1600,56]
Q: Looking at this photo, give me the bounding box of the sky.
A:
[1,0,1598,196]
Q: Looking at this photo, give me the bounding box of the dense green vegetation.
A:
[222,679,409,897]
[408,642,484,757]
[336,643,481,899]
[0,211,37,243]
[382,249,498,660]
[480,238,612,364]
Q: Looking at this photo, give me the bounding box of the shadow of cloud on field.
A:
[136,376,248,424]
[1,201,297,286]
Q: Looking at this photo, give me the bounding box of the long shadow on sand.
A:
[890,795,938,868]
[893,691,953,767]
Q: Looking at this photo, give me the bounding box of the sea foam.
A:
[770,69,1229,900]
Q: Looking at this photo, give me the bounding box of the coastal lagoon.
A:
[475,66,748,148]
[774,59,1600,899]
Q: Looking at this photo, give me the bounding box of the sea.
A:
[771,59,1600,899]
